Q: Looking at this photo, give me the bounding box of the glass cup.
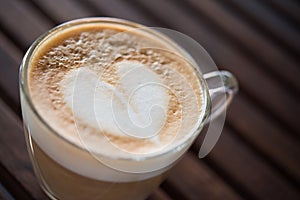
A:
[19,18,238,200]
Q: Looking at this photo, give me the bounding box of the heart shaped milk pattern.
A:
[61,61,170,143]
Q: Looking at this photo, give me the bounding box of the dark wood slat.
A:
[0,32,22,63]
[228,95,300,185]
[0,32,22,107]
[193,127,300,200]
[165,153,242,200]
[0,183,14,200]
[218,0,300,58]
[30,0,93,23]
[184,0,300,94]
[0,164,33,200]
[0,0,53,50]
[128,0,300,138]
[0,98,48,199]
[262,0,300,27]
[147,189,172,200]
[0,48,20,107]
[81,0,153,26]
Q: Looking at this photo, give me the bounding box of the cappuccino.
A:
[21,18,206,200]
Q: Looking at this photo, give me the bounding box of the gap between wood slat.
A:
[0,0,54,51]
[0,98,48,199]
[162,152,243,200]
[82,0,154,26]
[28,0,95,25]
[192,126,300,200]
[217,0,300,60]
[26,0,57,25]
[147,188,172,200]
[227,94,300,187]
[75,0,106,18]
[226,121,300,188]
[0,21,25,53]
[0,32,22,115]
[0,182,15,200]
[261,0,300,28]
[0,163,33,200]
[197,154,255,200]
[81,0,163,26]
[181,0,300,97]
[237,89,300,141]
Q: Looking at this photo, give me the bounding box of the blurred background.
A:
[0,0,299,200]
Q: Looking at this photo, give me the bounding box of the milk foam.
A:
[62,61,169,141]
[25,21,205,181]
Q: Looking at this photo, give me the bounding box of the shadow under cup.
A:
[19,18,235,200]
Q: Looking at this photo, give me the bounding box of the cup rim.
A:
[20,17,211,161]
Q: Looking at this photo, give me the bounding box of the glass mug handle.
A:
[203,70,238,122]
[198,70,238,158]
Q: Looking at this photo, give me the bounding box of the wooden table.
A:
[0,0,299,199]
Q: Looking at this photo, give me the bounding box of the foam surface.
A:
[26,21,205,179]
